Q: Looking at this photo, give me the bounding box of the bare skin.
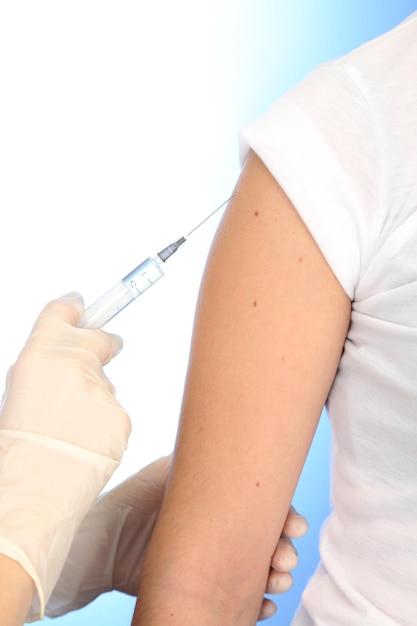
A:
[0,554,34,626]
[132,151,351,625]
[0,471,306,626]
[0,151,349,626]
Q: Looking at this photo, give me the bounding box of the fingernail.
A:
[114,334,124,355]
[259,601,277,620]
[59,291,84,304]
[296,516,309,533]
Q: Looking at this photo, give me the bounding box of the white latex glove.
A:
[0,294,131,622]
[46,455,171,617]
[46,456,308,622]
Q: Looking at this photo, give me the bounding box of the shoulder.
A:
[339,11,417,92]
[240,13,417,302]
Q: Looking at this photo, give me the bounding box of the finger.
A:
[109,455,172,509]
[0,366,13,410]
[66,328,123,366]
[258,597,277,621]
[134,455,172,484]
[4,365,14,390]
[38,293,85,326]
[83,329,124,365]
[281,505,309,539]
[266,569,294,595]
[28,345,119,398]
[271,535,298,572]
[28,296,123,364]
[87,364,117,396]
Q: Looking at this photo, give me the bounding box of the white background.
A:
[1,2,416,624]
[0,1,318,487]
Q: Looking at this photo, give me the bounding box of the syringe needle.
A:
[78,193,234,329]
[186,194,234,238]
[157,194,234,263]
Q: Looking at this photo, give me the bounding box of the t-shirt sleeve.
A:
[239,61,383,300]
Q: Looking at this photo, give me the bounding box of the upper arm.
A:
[134,150,351,624]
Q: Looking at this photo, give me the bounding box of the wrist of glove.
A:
[0,294,131,622]
[46,455,170,617]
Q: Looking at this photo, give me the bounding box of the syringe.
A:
[78,196,232,329]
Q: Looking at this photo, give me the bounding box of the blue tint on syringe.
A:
[77,194,233,330]
[78,237,186,329]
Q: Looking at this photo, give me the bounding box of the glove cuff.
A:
[0,432,119,622]
[1,428,120,472]
[45,497,128,617]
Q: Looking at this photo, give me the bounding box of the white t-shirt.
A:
[241,12,417,626]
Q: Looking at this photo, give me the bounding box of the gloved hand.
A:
[0,294,131,622]
[46,455,308,621]
[46,455,171,616]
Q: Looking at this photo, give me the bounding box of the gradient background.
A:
[0,1,415,625]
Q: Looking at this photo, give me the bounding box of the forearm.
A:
[133,384,306,622]
[133,451,290,624]
[0,554,35,626]
[134,471,294,625]
[132,356,312,625]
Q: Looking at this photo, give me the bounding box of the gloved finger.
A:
[0,366,13,410]
[4,365,13,392]
[270,535,298,573]
[131,455,172,485]
[257,597,277,621]
[28,295,123,365]
[37,293,85,326]
[36,324,123,367]
[79,329,124,366]
[60,329,123,367]
[107,455,171,510]
[281,505,308,539]
[266,568,294,595]
[70,354,118,397]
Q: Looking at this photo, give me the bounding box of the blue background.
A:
[5,1,414,625]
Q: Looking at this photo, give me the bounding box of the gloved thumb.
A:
[106,455,172,511]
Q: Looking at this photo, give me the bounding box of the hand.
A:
[0,294,131,621]
[259,506,308,620]
[46,455,171,617]
[47,454,307,621]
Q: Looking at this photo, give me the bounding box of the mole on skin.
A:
[254,211,259,216]
[253,300,257,308]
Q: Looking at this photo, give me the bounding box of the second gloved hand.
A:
[46,455,171,616]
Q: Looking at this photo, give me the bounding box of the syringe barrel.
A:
[122,256,164,297]
[78,256,165,329]
[78,280,134,329]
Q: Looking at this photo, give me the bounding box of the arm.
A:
[45,456,306,620]
[0,555,34,626]
[133,151,351,625]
